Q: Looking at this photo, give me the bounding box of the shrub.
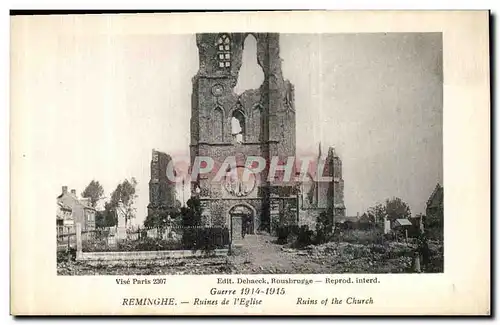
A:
[275,225,314,247]
[276,225,299,245]
[294,226,314,248]
[118,238,183,251]
[82,238,109,252]
[182,227,230,251]
[315,211,334,244]
[81,227,229,253]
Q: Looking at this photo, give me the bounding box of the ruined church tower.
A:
[327,147,346,217]
[190,33,297,233]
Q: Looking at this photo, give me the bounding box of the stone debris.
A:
[58,234,443,275]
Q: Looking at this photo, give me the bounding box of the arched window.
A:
[217,34,231,68]
[252,103,263,142]
[212,106,224,142]
[231,110,245,144]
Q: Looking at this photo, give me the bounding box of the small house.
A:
[393,218,413,241]
[57,186,96,231]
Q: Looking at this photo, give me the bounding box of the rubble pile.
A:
[303,241,416,273]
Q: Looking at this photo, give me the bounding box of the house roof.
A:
[58,192,96,211]
[57,201,72,212]
[394,219,413,227]
[426,183,443,208]
[79,197,95,210]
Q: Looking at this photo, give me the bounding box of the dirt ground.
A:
[228,234,330,274]
[57,234,442,275]
[57,257,232,275]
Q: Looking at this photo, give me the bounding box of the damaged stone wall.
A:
[148,150,178,217]
[190,33,297,230]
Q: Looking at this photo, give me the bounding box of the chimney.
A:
[62,186,68,194]
[71,189,76,196]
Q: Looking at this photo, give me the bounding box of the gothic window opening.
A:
[231,110,245,144]
[252,103,263,142]
[217,34,231,68]
[212,105,224,142]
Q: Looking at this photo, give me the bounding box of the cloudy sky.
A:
[13,20,443,224]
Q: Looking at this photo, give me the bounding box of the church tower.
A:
[190,33,297,233]
[326,147,346,217]
[147,149,177,219]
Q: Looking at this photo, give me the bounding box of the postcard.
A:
[10,11,490,315]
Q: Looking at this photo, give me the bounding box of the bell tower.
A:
[190,33,297,231]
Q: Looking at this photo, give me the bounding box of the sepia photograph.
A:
[54,31,443,276]
[10,11,489,315]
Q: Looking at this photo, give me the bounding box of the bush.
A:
[295,226,314,247]
[81,227,230,253]
[182,227,230,251]
[315,211,334,244]
[276,225,299,245]
[119,238,183,251]
[82,238,109,252]
[275,225,314,248]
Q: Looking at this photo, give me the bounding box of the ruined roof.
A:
[394,219,413,227]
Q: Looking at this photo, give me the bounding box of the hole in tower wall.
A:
[231,110,245,144]
[234,34,265,95]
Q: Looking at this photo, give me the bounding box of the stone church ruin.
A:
[148,33,346,238]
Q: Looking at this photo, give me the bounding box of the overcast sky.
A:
[14,26,443,225]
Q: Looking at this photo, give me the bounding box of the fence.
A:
[57,225,76,251]
[57,225,108,251]
[125,225,184,241]
[78,224,230,253]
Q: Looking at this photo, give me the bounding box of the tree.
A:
[367,202,386,225]
[182,196,203,227]
[181,196,204,250]
[81,180,104,208]
[109,178,138,225]
[95,202,118,227]
[385,197,411,221]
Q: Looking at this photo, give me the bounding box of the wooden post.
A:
[229,215,233,255]
[405,229,408,243]
[76,223,82,260]
[67,227,70,251]
[413,253,421,273]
